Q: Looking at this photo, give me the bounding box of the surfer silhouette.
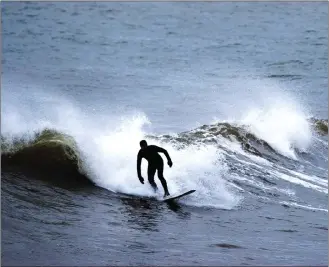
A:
[137,140,172,197]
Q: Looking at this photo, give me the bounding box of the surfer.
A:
[137,140,172,197]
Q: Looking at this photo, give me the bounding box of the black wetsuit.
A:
[137,145,171,194]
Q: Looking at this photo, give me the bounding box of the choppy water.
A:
[2,2,328,265]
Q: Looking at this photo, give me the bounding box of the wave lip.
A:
[2,129,93,187]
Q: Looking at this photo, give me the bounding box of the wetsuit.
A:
[137,145,171,195]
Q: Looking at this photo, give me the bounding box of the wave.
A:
[2,117,326,187]
[1,129,93,187]
[153,117,327,159]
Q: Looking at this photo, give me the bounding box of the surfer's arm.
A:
[137,151,142,178]
[155,146,172,166]
[137,151,145,184]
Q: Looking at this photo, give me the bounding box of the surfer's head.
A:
[140,140,148,149]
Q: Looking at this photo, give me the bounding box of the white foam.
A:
[80,123,241,209]
[211,78,313,160]
[161,144,242,209]
[287,170,328,187]
[272,170,327,194]
[241,103,312,160]
[230,173,296,197]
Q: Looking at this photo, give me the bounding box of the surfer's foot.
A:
[164,192,170,198]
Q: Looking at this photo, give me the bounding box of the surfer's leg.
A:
[157,163,170,197]
[147,165,158,192]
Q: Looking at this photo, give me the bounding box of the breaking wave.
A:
[2,117,327,191]
[1,80,327,209]
[1,129,93,187]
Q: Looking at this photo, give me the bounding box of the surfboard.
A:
[163,190,196,202]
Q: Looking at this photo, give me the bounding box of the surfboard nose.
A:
[163,190,196,202]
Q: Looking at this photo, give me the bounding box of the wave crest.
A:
[2,129,93,187]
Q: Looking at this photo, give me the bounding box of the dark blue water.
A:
[2,2,328,265]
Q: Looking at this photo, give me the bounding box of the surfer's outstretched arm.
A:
[136,151,144,184]
[155,146,172,167]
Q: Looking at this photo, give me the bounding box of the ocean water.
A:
[1,2,328,265]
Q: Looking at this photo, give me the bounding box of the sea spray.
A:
[210,77,313,159]
[241,102,312,159]
[74,114,241,208]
